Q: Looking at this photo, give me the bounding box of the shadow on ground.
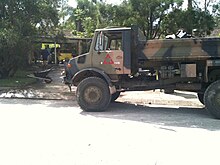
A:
[81,101,220,131]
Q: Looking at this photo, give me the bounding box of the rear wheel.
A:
[204,80,220,119]
[76,77,111,112]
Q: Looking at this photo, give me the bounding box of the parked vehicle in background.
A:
[57,49,73,63]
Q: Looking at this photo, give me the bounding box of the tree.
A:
[0,0,61,78]
[212,2,220,30]
[65,0,99,37]
[128,0,183,39]
[64,0,182,38]
[188,0,193,9]
[63,0,216,39]
[161,8,215,37]
[192,0,219,12]
[99,1,135,27]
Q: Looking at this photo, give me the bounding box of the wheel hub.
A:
[84,86,102,103]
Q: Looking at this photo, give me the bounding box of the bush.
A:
[0,27,31,79]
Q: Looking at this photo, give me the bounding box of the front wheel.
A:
[76,77,111,112]
[204,80,220,119]
[111,91,121,102]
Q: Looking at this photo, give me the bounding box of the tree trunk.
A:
[188,0,192,10]
[187,0,193,34]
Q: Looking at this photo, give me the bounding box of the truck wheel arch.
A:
[72,68,113,87]
[210,69,220,82]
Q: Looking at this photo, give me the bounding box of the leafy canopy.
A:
[0,0,61,78]
[63,0,217,39]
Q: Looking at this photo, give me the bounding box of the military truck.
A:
[63,26,220,119]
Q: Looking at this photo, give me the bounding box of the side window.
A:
[94,31,123,51]
[110,39,122,50]
[95,32,108,51]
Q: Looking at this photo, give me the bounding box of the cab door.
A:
[92,31,124,74]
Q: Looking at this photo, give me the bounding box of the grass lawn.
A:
[0,70,37,87]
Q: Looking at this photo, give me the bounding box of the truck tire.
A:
[197,93,204,105]
[111,91,121,102]
[76,77,111,112]
[204,80,220,119]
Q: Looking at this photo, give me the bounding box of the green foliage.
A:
[129,0,167,39]
[213,3,220,29]
[0,27,23,78]
[61,0,218,39]
[63,0,98,37]
[161,8,215,37]
[99,2,135,27]
[0,69,36,87]
[0,0,61,79]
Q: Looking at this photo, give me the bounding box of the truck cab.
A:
[65,27,134,81]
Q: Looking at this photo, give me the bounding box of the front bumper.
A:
[62,57,80,86]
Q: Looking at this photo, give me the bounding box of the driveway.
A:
[0,65,204,108]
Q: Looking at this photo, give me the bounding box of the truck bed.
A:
[138,38,220,61]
